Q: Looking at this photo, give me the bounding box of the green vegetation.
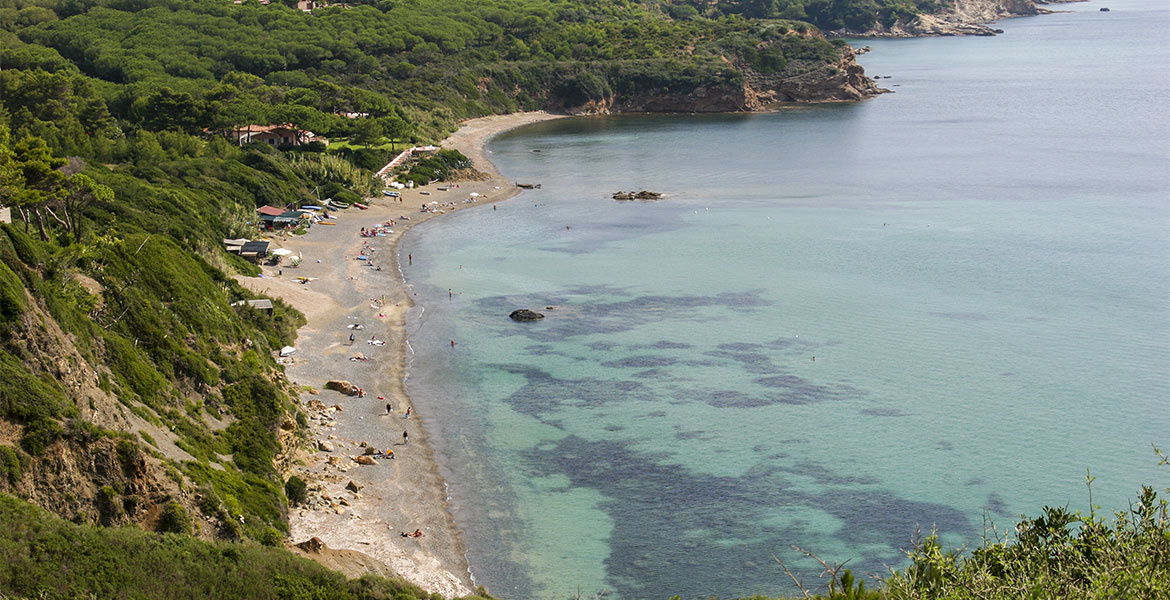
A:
[402,150,472,188]
[0,493,492,600]
[730,463,1170,600]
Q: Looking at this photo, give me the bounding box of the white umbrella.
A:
[272,248,293,256]
[469,192,480,197]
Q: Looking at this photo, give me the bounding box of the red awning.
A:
[257,205,284,216]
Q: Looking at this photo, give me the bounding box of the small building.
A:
[231,299,274,315]
[240,240,270,258]
[230,124,327,148]
[223,238,250,253]
[257,205,285,217]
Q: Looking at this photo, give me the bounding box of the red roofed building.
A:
[230,124,327,148]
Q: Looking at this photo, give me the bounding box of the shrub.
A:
[284,475,307,506]
[0,445,26,486]
[157,501,193,535]
[258,526,283,547]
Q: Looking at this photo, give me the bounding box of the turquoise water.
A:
[402,2,1170,598]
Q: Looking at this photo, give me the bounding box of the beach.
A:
[235,111,565,598]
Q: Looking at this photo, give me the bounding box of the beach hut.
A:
[240,240,270,259]
[230,299,274,314]
[223,238,249,253]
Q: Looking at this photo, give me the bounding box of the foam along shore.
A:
[235,111,566,598]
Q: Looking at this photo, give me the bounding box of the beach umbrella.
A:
[469,192,479,197]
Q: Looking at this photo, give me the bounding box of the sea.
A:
[400,1,1170,598]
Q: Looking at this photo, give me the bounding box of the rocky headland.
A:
[829,0,1083,37]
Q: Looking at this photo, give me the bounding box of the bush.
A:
[258,526,283,547]
[284,475,307,506]
[157,501,193,535]
[0,445,26,486]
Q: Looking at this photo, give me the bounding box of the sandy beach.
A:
[235,111,565,598]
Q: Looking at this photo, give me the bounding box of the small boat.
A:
[420,191,431,195]
[382,191,400,197]
[354,202,369,210]
[516,183,541,189]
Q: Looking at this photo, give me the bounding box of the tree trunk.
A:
[34,207,48,241]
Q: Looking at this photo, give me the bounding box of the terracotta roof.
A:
[257,205,285,216]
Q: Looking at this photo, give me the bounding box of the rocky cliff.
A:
[565,47,883,115]
[832,0,1058,37]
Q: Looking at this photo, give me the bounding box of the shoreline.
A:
[235,111,566,598]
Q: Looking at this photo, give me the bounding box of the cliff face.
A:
[0,269,299,539]
[0,294,188,531]
[835,0,1048,37]
[565,48,883,115]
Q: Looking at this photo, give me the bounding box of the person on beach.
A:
[349,333,355,344]
[386,403,392,414]
[403,431,409,444]
[404,407,412,418]
[450,339,455,347]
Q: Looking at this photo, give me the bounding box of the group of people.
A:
[359,221,395,238]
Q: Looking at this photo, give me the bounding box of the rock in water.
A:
[613,190,662,200]
[509,309,545,321]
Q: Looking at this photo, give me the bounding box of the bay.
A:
[402,1,1170,598]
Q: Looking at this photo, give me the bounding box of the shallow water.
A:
[402,2,1170,598]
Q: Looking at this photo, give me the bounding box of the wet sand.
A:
[235,111,565,597]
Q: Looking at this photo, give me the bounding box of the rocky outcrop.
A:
[567,47,884,115]
[613,191,663,200]
[831,0,1049,37]
[509,309,545,322]
[745,50,885,104]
